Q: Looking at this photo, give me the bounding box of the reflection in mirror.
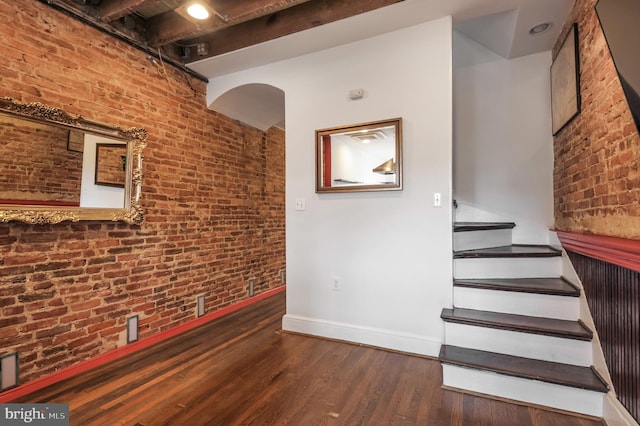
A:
[316,118,402,193]
[0,97,147,224]
[95,143,127,188]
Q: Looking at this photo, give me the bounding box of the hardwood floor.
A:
[18,292,604,425]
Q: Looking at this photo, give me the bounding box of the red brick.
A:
[553,0,640,236]
[0,0,284,390]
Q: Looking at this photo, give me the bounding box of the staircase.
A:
[439,222,609,417]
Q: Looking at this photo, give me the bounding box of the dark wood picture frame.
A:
[551,23,581,135]
[95,143,127,188]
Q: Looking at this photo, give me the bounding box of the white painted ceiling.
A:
[188,0,573,130]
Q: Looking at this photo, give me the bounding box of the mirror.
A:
[95,144,127,188]
[316,118,402,193]
[0,97,147,224]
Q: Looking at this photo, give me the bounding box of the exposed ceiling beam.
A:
[188,0,404,59]
[35,0,207,81]
[146,0,312,47]
[99,0,157,22]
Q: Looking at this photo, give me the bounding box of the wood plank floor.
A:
[17,292,604,425]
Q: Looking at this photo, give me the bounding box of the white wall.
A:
[207,17,453,357]
[453,31,555,244]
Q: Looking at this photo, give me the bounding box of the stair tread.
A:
[441,308,592,340]
[454,244,562,259]
[454,222,516,232]
[454,277,580,296]
[439,345,609,393]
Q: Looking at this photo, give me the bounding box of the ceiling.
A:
[40,0,573,129]
[41,0,573,80]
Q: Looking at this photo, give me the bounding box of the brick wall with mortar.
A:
[0,1,285,386]
[553,0,640,238]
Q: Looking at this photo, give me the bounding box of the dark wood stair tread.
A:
[454,277,580,297]
[454,222,516,232]
[441,308,592,340]
[454,244,562,259]
[439,345,609,393]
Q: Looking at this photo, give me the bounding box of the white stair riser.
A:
[453,287,580,320]
[454,257,562,279]
[444,323,592,366]
[454,229,512,251]
[442,364,604,417]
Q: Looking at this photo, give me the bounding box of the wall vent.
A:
[197,295,205,317]
[127,315,139,343]
[1,352,19,391]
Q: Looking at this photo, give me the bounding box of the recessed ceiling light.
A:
[187,3,210,20]
[529,22,553,35]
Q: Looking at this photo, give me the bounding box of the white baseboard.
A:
[282,314,441,357]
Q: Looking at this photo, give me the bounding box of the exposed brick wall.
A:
[0,1,285,386]
[553,0,640,238]
[0,119,82,203]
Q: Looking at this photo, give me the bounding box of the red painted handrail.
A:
[556,230,640,273]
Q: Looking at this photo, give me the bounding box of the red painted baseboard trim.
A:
[557,230,640,273]
[0,286,286,402]
[0,199,80,207]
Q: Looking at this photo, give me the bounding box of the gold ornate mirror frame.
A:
[0,97,147,225]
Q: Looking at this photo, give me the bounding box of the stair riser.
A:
[453,287,580,320]
[453,229,512,251]
[442,364,604,417]
[444,323,592,366]
[454,257,562,279]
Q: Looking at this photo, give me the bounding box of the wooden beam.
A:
[146,0,312,47]
[187,0,404,59]
[98,0,156,22]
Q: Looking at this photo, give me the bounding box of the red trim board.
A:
[557,231,640,273]
[0,199,80,207]
[322,135,332,187]
[0,286,286,402]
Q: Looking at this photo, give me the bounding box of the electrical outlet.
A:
[331,277,341,291]
[248,279,255,297]
[295,198,305,211]
[280,270,285,284]
[433,192,442,207]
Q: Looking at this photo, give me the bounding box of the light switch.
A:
[295,198,306,211]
